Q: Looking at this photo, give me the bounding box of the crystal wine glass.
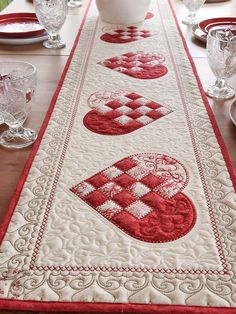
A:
[206,26,236,99]
[33,0,68,49]
[0,62,37,149]
[68,0,82,8]
[182,0,206,25]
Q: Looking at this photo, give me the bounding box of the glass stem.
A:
[188,11,196,22]
[215,78,227,89]
[49,33,59,42]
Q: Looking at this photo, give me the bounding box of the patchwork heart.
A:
[70,153,196,243]
[100,26,155,44]
[98,51,168,79]
[145,12,154,19]
[84,90,173,135]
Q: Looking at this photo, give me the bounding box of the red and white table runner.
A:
[0,0,236,313]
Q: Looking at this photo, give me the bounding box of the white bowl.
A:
[95,0,151,24]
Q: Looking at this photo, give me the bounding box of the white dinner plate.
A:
[229,100,236,127]
[192,24,207,43]
[0,32,48,45]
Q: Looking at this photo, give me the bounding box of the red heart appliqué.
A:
[145,12,154,20]
[98,52,168,79]
[101,26,155,44]
[84,90,173,135]
[70,153,196,243]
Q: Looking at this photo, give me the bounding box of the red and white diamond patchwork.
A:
[101,26,155,44]
[98,52,168,79]
[84,91,172,135]
[71,153,196,243]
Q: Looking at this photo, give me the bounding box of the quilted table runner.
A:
[0,0,236,313]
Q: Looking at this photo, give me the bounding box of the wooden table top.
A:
[0,0,236,227]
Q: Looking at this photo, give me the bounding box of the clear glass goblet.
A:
[33,0,68,49]
[67,0,82,8]
[182,0,206,25]
[206,27,236,99]
[0,62,37,149]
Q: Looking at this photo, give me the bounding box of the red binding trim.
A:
[0,0,93,245]
[0,299,234,313]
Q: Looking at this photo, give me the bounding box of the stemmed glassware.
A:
[206,27,236,99]
[33,0,68,49]
[67,0,82,8]
[0,62,37,149]
[182,0,206,25]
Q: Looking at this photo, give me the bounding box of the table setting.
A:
[0,12,48,45]
[0,0,83,46]
[192,16,236,42]
[0,0,236,313]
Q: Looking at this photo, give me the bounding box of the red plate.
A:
[0,13,44,38]
[199,17,236,34]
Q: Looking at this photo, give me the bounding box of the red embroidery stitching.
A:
[84,91,172,135]
[30,265,227,275]
[98,52,168,79]
[71,153,196,243]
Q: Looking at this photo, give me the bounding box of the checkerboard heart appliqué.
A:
[98,52,168,79]
[70,153,196,243]
[100,26,155,44]
[83,90,173,135]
